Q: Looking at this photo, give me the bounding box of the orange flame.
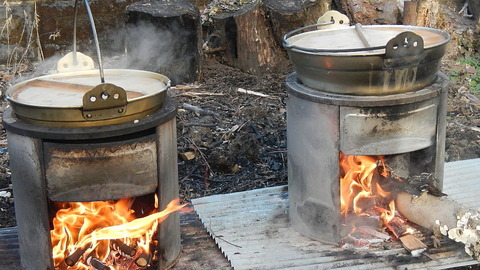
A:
[50,197,186,269]
[340,153,395,230]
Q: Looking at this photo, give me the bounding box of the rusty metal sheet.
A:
[45,134,158,201]
[192,158,480,270]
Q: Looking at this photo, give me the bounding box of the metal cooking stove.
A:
[286,72,448,244]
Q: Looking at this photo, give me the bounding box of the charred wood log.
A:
[135,252,152,267]
[86,255,109,270]
[111,239,137,257]
[126,0,203,85]
[263,0,331,45]
[204,0,290,74]
[396,192,480,259]
[64,246,88,266]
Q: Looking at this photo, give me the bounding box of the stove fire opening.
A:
[339,150,442,248]
[48,193,186,270]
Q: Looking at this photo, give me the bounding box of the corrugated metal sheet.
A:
[1,159,479,269]
[0,227,22,270]
[0,212,233,269]
[192,159,480,270]
[443,159,480,209]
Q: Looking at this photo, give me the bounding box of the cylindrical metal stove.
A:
[286,73,448,244]
[3,96,180,269]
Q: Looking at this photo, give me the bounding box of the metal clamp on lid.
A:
[82,83,128,121]
[316,10,350,29]
[384,31,425,69]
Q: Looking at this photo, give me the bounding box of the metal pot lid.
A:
[284,24,450,55]
[6,69,170,127]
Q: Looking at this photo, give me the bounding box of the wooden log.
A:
[65,246,88,266]
[396,192,480,259]
[403,1,418,25]
[416,0,447,29]
[110,239,137,257]
[135,253,152,267]
[205,0,290,74]
[263,0,331,45]
[125,0,203,85]
[340,0,403,24]
[86,255,109,270]
[468,0,480,20]
[396,192,459,230]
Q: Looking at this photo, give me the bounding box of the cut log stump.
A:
[469,0,480,20]
[264,0,331,46]
[126,0,203,85]
[340,0,403,24]
[203,0,289,74]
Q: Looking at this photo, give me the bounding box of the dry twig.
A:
[450,121,480,133]
[237,87,270,98]
[183,103,219,117]
[173,92,225,98]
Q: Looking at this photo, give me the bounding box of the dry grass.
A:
[0,0,43,78]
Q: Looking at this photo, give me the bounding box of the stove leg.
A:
[156,118,181,269]
[6,132,53,269]
[434,80,448,190]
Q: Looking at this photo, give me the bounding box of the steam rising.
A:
[106,21,193,85]
[11,21,191,86]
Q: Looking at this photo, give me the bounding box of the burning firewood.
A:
[396,192,480,260]
[64,246,88,266]
[384,215,408,239]
[135,252,152,267]
[355,226,390,241]
[111,239,137,257]
[86,254,110,270]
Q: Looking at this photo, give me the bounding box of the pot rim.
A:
[283,24,451,56]
[6,68,170,109]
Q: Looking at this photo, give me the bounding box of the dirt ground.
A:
[0,20,479,233]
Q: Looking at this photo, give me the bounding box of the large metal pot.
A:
[4,0,171,128]
[283,18,450,95]
[6,69,170,127]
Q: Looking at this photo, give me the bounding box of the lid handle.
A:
[384,31,425,69]
[82,84,127,121]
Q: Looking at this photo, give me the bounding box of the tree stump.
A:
[403,1,418,25]
[125,0,202,85]
[340,0,403,24]
[203,0,289,74]
[264,0,331,46]
[416,0,447,29]
[468,0,480,21]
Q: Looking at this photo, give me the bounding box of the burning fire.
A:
[340,153,405,239]
[50,196,187,269]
